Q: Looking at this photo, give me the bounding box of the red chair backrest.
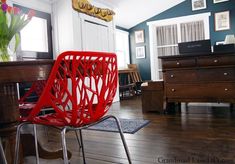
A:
[26,51,118,126]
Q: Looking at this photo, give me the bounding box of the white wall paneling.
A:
[52,0,119,102]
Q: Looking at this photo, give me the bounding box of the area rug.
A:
[87,118,150,134]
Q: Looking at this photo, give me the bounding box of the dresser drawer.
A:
[197,56,235,67]
[165,68,235,83]
[164,70,198,83]
[198,68,235,82]
[162,58,196,69]
[166,83,235,99]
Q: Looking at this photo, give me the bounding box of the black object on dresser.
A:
[178,39,211,55]
[159,53,235,110]
[214,44,235,53]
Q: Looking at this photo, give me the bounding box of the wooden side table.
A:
[141,81,164,113]
[118,68,136,99]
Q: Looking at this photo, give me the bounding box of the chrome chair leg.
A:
[14,122,28,164]
[0,137,7,164]
[86,115,132,164]
[61,128,69,164]
[79,129,86,164]
[33,125,40,164]
[111,116,132,164]
[74,131,81,148]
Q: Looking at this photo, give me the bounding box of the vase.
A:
[0,45,16,62]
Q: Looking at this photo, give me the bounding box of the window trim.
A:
[147,12,211,80]
[13,4,53,59]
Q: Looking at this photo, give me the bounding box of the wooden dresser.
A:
[159,53,235,105]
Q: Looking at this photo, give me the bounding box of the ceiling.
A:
[44,0,185,29]
[93,0,185,29]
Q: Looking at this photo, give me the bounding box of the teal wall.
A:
[129,0,235,80]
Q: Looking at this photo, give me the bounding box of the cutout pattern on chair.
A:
[23,51,118,127]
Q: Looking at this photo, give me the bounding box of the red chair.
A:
[14,51,132,164]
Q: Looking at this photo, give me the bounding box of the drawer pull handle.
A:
[224,73,228,76]
[214,59,218,63]
[225,88,228,91]
[176,62,180,65]
[171,89,175,92]
[170,75,174,78]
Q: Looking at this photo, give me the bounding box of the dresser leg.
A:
[164,102,183,114]
[177,102,181,113]
[165,102,177,114]
[230,103,234,112]
[163,101,167,114]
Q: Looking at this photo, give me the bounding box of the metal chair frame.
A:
[14,115,131,164]
[0,137,8,164]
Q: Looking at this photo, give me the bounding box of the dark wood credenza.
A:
[159,53,235,107]
[0,60,54,163]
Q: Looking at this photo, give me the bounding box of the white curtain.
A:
[180,20,205,42]
[156,24,179,56]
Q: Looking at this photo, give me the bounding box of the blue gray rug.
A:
[87,118,150,134]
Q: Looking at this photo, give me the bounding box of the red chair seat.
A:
[19,103,36,117]
[25,103,105,127]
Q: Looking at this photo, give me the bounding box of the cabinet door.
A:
[81,20,119,101]
[83,21,111,52]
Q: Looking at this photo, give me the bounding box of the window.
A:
[14,5,53,59]
[115,29,130,69]
[20,17,49,52]
[148,12,211,80]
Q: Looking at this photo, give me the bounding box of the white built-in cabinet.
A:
[52,0,115,55]
[52,0,119,102]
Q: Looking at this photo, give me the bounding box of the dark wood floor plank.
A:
[24,96,235,163]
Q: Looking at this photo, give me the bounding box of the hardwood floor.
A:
[24,96,235,164]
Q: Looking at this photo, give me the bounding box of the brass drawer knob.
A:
[170,75,174,78]
[171,89,175,92]
[225,88,228,91]
[176,62,180,65]
[214,59,218,63]
[224,72,228,76]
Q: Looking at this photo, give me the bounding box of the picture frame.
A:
[135,30,144,43]
[214,11,230,31]
[136,46,145,59]
[213,0,229,4]
[191,0,207,11]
